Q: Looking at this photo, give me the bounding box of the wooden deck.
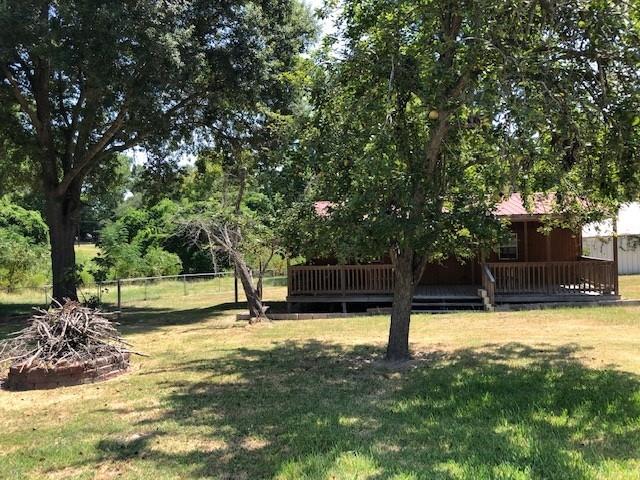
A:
[286,284,480,304]
[288,259,618,307]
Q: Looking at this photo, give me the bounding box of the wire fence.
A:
[0,270,287,313]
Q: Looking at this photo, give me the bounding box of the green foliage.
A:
[80,154,133,239]
[292,0,640,265]
[131,155,187,207]
[0,198,48,245]
[0,229,48,289]
[0,0,316,298]
[143,247,182,277]
[0,200,49,288]
[93,201,195,280]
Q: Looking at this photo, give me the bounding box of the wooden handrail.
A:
[482,263,495,283]
[579,255,611,262]
[288,264,394,296]
[288,260,618,298]
[486,260,616,296]
[481,263,496,306]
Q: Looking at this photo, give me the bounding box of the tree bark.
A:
[386,248,416,361]
[233,255,266,322]
[44,183,81,302]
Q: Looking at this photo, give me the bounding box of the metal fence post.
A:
[117,279,122,311]
[144,279,148,301]
[182,275,187,296]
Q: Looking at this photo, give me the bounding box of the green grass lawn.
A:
[75,243,100,266]
[1,285,640,479]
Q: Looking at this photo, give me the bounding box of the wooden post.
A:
[471,257,476,284]
[286,257,291,297]
[258,260,263,300]
[523,221,529,262]
[117,279,122,311]
[234,267,239,304]
[613,216,619,295]
[545,233,551,261]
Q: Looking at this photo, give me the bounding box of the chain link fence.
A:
[0,270,287,314]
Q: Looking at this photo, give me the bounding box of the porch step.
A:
[367,299,485,314]
[411,302,484,308]
[495,294,619,303]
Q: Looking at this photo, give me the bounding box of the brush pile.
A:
[0,300,137,371]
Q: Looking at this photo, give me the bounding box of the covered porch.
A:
[287,259,619,309]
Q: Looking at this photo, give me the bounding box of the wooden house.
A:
[287,193,619,311]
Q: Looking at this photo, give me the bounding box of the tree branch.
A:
[54,105,128,196]
[0,64,41,133]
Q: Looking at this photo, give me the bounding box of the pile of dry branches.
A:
[0,300,139,371]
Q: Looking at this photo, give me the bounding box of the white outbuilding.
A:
[583,203,640,275]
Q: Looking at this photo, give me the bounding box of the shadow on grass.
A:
[92,341,640,479]
[0,300,259,340]
[0,302,40,319]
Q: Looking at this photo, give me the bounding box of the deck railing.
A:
[481,263,496,305]
[288,264,394,296]
[289,259,617,298]
[485,258,617,296]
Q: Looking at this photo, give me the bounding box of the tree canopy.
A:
[296,0,640,359]
[0,0,315,300]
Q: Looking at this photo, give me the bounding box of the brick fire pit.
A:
[5,352,130,391]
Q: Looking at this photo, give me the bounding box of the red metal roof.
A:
[314,193,556,218]
[314,200,332,217]
[494,192,555,216]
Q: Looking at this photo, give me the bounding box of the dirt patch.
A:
[153,435,228,455]
[240,436,269,451]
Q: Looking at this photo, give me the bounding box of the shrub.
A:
[0,229,49,289]
[143,247,182,277]
[0,199,48,244]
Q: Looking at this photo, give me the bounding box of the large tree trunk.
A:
[233,255,266,322]
[45,186,81,302]
[386,248,416,361]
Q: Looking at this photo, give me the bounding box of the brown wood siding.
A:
[420,257,474,285]
[308,221,582,286]
[549,227,581,261]
[419,221,581,286]
[483,221,580,263]
[527,223,548,261]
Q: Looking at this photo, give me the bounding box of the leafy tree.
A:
[0,0,315,301]
[130,152,186,208]
[79,153,132,240]
[0,229,48,289]
[180,145,287,321]
[0,200,49,288]
[92,202,182,280]
[307,0,640,360]
[143,247,182,278]
[0,198,48,244]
